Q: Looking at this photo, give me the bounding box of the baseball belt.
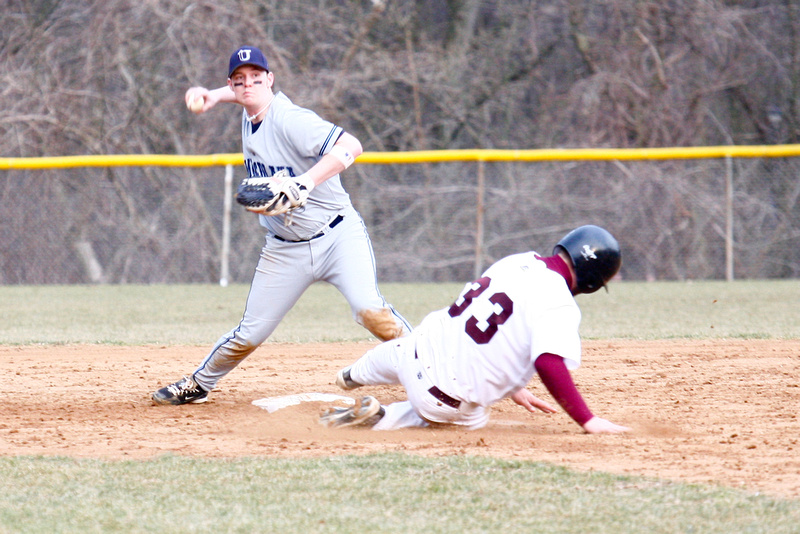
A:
[414,350,462,409]
[427,386,461,409]
[273,214,344,242]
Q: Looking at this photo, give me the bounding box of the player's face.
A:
[228,66,272,106]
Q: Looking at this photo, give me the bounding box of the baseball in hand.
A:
[187,93,204,113]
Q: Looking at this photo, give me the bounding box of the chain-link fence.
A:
[2,155,799,285]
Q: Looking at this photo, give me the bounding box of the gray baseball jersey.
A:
[242,92,350,240]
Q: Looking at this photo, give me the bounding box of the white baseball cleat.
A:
[320,396,383,428]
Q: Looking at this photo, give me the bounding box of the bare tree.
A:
[0,0,798,283]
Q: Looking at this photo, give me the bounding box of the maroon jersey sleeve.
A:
[534,352,594,426]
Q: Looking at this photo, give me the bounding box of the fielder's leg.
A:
[153,239,313,404]
[193,241,313,392]
[318,208,412,341]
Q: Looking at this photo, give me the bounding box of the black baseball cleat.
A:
[152,375,209,405]
[320,396,384,428]
[335,367,363,390]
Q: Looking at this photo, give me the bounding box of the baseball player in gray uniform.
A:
[321,225,631,434]
[152,45,410,405]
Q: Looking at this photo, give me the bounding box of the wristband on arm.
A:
[329,145,355,169]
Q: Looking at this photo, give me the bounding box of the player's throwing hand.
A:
[185,87,212,113]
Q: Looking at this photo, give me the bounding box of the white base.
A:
[252,392,355,413]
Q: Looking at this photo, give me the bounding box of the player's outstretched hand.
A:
[511,388,558,414]
[582,416,631,434]
[185,87,213,113]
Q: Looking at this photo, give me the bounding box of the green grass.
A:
[1,281,799,532]
[0,280,798,344]
[0,282,461,344]
[1,455,797,534]
[578,279,800,339]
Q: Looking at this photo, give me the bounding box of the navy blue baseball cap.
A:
[228,46,269,77]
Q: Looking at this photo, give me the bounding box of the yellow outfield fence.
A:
[2,145,799,284]
[3,144,800,169]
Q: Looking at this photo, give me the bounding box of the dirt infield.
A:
[2,340,799,498]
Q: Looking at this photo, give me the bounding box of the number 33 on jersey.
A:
[417,251,584,398]
[448,276,513,344]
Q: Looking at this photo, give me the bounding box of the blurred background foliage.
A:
[2,0,799,283]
